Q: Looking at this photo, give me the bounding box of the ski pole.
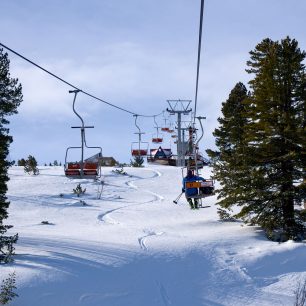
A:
[173,192,183,204]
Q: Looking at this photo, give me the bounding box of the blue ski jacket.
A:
[183,175,205,197]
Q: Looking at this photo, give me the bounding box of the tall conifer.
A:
[242,37,306,239]
[0,48,22,261]
[210,37,305,240]
[207,82,249,215]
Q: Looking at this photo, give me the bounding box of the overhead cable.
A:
[193,0,205,123]
[0,42,162,118]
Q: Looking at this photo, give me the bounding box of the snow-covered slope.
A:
[2,165,306,306]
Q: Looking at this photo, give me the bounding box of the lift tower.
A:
[166,100,192,167]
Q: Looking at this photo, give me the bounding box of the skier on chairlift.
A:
[182,169,205,209]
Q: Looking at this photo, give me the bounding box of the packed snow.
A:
[2,165,306,306]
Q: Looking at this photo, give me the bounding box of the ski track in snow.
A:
[138,230,164,251]
[98,168,164,224]
[156,281,172,306]
[125,168,164,202]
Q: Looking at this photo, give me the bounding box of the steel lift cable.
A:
[0,42,163,118]
[193,0,205,124]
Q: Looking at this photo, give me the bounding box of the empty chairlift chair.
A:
[131,115,149,156]
[152,116,163,144]
[64,90,102,179]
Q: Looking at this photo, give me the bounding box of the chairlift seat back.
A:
[186,181,202,188]
[152,138,163,143]
[84,162,98,170]
[200,180,213,187]
[131,149,148,156]
[68,163,81,169]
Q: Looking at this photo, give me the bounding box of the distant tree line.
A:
[17,158,62,167]
[208,37,306,241]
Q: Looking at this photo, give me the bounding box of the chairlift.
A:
[131,115,149,156]
[161,117,170,132]
[64,90,102,179]
[152,116,163,143]
[185,178,215,199]
[182,117,215,205]
[152,137,163,143]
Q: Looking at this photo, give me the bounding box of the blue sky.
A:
[1,0,305,164]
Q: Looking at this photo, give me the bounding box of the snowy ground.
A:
[2,165,306,306]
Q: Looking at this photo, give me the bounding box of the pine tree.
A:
[241,37,306,240]
[17,158,26,166]
[207,82,249,217]
[209,38,305,241]
[0,48,22,262]
[131,155,144,167]
[24,155,39,175]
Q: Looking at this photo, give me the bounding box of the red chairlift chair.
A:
[64,90,102,179]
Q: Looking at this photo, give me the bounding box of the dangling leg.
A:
[187,198,194,209]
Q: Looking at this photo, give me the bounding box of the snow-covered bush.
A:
[112,167,128,175]
[0,272,18,305]
[73,184,86,197]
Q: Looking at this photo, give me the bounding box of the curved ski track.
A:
[98,168,164,224]
[138,230,164,251]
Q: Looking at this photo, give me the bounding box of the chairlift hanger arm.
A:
[195,116,206,147]
[69,90,85,128]
[133,114,141,134]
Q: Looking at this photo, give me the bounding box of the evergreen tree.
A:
[53,160,58,166]
[241,37,306,240]
[209,37,305,240]
[24,155,39,175]
[17,158,26,166]
[207,82,249,217]
[0,48,22,261]
[131,155,144,167]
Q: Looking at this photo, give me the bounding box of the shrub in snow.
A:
[131,156,144,167]
[112,167,128,175]
[0,272,18,305]
[73,184,86,197]
[41,221,51,225]
[24,155,39,175]
[0,226,18,264]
